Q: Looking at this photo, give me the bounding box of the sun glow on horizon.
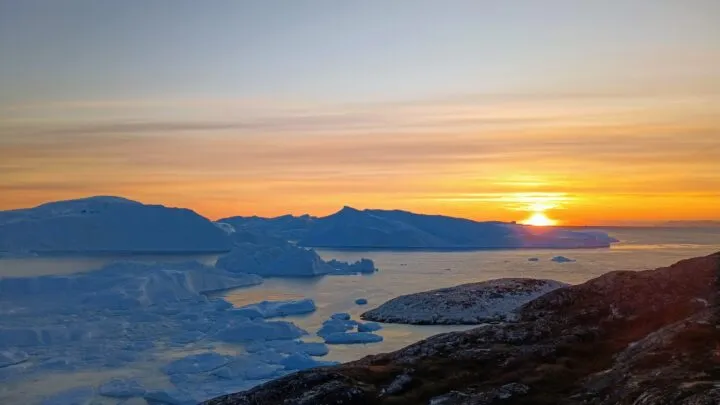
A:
[521,212,558,226]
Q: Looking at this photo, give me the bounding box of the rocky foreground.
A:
[205,252,720,405]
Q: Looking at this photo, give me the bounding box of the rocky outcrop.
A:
[204,252,720,405]
[361,278,568,325]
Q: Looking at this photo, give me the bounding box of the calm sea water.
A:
[0,227,718,401]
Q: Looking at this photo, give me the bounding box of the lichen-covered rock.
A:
[204,252,720,405]
[361,278,568,325]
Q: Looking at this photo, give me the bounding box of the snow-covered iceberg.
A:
[235,299,317,318]
[0,196,232,254]
[219,206,618,249]
[361,278,568,325]
[215,241,377,277]
[0,260,341,404]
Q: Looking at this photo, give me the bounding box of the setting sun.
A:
[521,212,558,226]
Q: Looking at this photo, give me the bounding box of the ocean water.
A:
[0,227,718,402]
[223,227,720,363]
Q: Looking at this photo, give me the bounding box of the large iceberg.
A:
[0,196,232,254]
[235,299,317,318]
[215,241,377,277]
[219,206,617,249]
[0,259,343,404]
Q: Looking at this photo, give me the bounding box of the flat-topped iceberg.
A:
[324,332,383,345]
[362,278,569,325]
[215,241,376,277]
[0,196,232,254]
[218,206,618,249]
[235,299,317,318]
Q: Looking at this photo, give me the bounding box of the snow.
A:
[355,298,368,305]
[551,256,576,263]
[0,196,232,254]
[362,278,569,324]
[235,299,316,318]
[324,332,384,345]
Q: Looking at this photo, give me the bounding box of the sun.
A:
[521,212,557,226]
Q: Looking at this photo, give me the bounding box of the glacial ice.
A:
[317,318,359,338]
[0,349,29,368]
[215,242,377,278]
[162,353,234,375]
[40,386,95,405]
[330,312,352,320]
[235,299,317,318]
[357,322,383,332]
[0,259,351,404]
[0,196,232,254]
[213,320,307,342]
[280,353,338,370]
[98,378,146,398]
[324,332,384,345]
[551,256,576,263]
[244,340,329,357]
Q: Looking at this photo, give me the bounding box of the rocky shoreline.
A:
[361,278,568,325]
[204,252,720,405]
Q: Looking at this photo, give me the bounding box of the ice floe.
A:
[551,256,576,263]
[235,299,316,318]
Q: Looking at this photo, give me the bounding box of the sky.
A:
[1,0,719,225]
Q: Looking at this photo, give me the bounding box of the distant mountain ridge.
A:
[220,206,617,249]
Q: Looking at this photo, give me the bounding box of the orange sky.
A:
[2,2,719,225]
[1,94,719,225]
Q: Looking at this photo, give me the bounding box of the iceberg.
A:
[551,256,576,263]
[357,322,382,332]
[317,318,359,338]
[40,387,95,405]
[280,353,338,370]
[98,378,146,398]
[235,299,316,318]
[213,320,307,342]
[355,298,368,305]
[222,206,617,249]
[323,332,383,345]
[0,349,29,368]
[244,340,329,357]
[215,241,377,278]
[162,353,234,375]
[0,196,232,254]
